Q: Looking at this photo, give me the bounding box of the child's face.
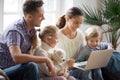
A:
[87,37,100,48]
[45,33,58,48]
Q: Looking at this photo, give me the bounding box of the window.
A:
[0,0,65,33]
[3,0,25,30]
[3,0,61,30]
[40,0,60,27]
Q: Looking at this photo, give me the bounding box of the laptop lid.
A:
[84,49,113,70]
[74,49,113,70]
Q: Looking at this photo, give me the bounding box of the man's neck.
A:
[24,17,34,31]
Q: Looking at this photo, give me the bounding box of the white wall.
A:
[73,0,100,10]
[0,0,3,34]
[55,0,74,21]
[61,0,74,14]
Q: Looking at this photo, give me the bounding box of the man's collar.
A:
[18,17,36,36]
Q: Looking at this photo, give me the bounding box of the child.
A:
[76,26,112,80]
[34,25,75,80]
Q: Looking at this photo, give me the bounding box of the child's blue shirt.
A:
[75,42,112,62]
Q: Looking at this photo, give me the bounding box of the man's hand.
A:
[45,57,56,77]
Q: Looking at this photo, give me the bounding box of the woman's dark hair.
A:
[23,0,44,15]
[56,7,84,29]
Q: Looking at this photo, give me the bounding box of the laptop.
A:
[74,49,113,71]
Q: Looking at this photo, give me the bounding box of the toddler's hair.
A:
[85,26,102,40]
[39,25,59,41]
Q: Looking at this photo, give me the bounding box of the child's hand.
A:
[63,71,69,78]
[58,70,69,78]
[68,58,75,68]
[58,71,64,76]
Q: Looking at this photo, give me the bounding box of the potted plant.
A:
[82,0,120,50]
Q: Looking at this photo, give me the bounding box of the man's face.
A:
[31,7,45,27]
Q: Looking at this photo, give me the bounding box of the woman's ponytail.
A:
[56,15,66,29]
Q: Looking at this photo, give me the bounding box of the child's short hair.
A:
[85,26,102,40]
[39,25,59,41]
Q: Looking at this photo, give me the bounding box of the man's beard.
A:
[35,24,40,27]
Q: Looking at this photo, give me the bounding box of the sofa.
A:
[102,51,120,80]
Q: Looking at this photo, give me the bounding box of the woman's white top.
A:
[56,29,86,59]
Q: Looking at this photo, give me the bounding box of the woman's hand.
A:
[45,57,57,77]
[68,58,75,68]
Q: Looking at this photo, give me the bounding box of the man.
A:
[0,0,56,80]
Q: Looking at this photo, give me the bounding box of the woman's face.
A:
[67,16,83,32]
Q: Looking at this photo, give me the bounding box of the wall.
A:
[55,0,74,21]
[0,0,3,34]
[73,0,99,9]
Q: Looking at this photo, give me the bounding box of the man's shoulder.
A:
[4,18,26,35]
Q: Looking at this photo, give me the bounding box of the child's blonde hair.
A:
[85,26,102,40]
[39,25,59,41]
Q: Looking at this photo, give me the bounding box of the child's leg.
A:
[92,69,104,80]
[42,76,67,80]
[67,76,76,80]
[69,69,92,80]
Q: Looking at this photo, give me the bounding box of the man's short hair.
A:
[23,0,44,15]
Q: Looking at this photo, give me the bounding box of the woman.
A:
[0,0,56,80]
[56,7,103,80]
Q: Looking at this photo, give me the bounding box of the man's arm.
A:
[9,45,48,64]
[9,45,56,77]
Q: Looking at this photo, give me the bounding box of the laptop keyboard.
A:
[78,65,86,68]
